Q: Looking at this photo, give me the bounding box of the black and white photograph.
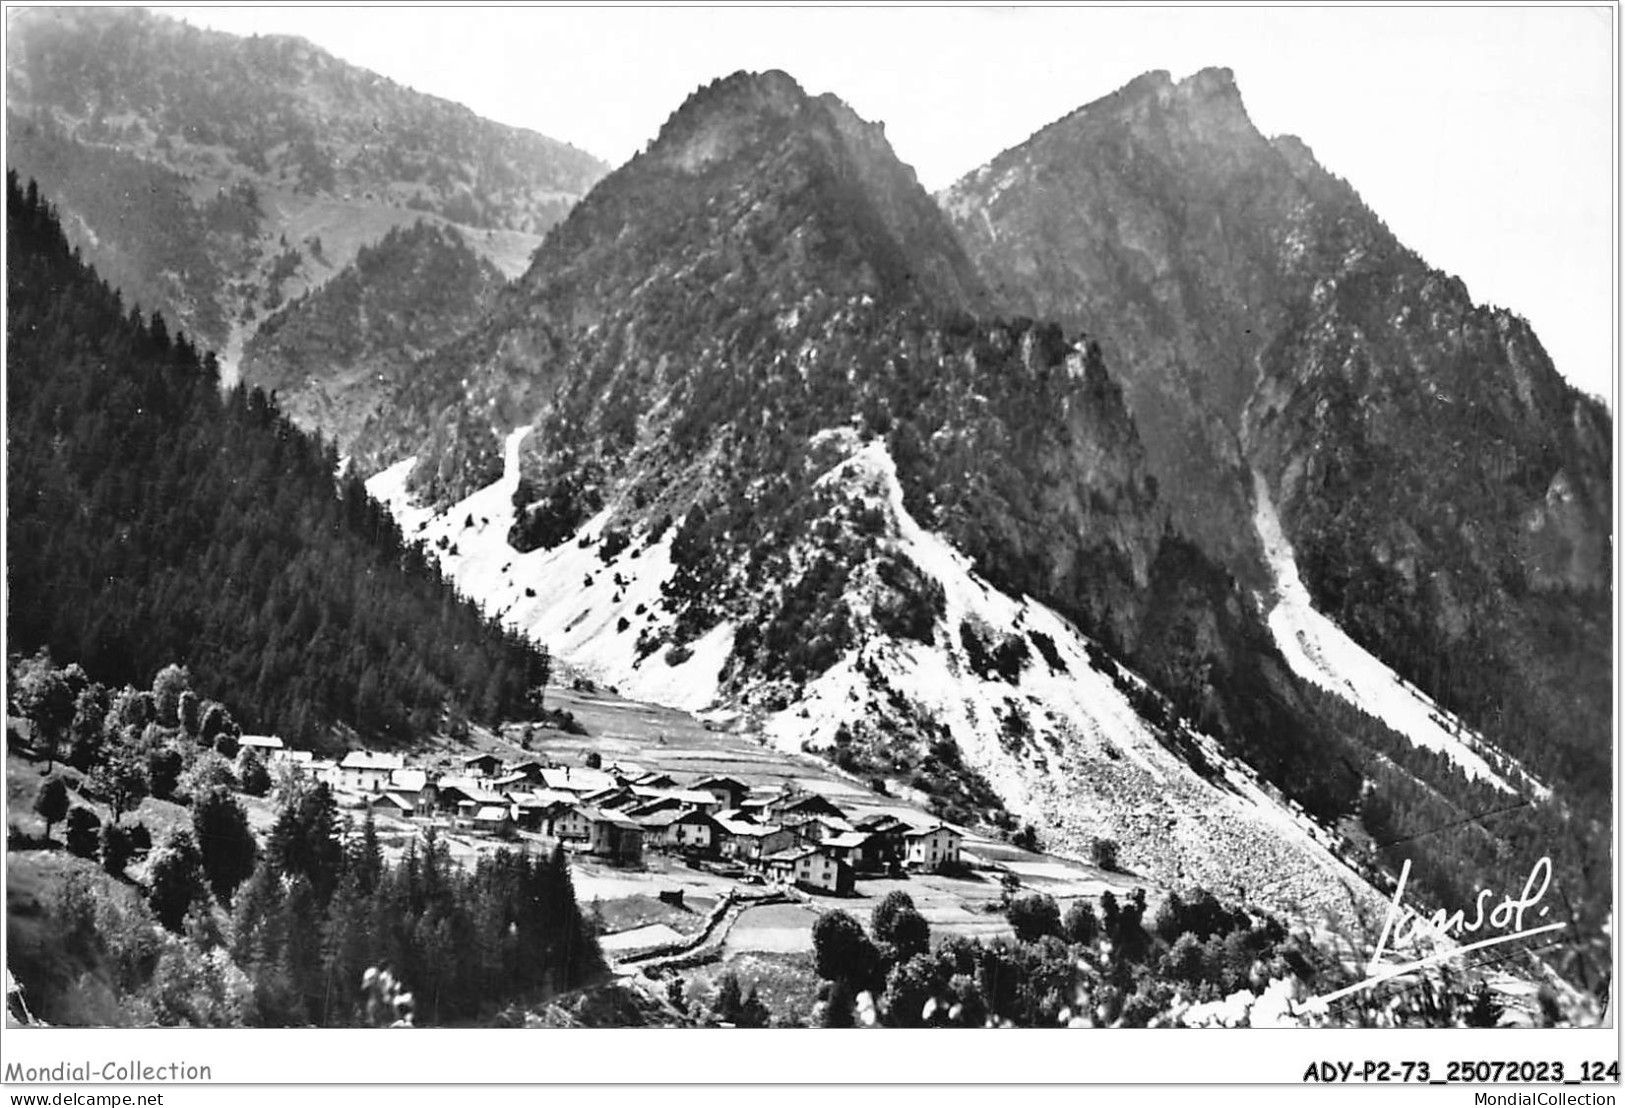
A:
[1,0,1616,1082]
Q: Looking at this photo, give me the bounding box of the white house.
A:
[339,751,405,793]
[903,823,963,871]
[764,846,853,894]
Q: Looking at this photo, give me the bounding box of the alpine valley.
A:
[5,9,1611,1032]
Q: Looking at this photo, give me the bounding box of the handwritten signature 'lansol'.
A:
[1306,856,1567,1012]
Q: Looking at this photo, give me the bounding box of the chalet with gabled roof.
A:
[637,808,720,853]
[764,845,854,895]
[339,751,405,793]
[716,818,795,862]
[691,775,750,809]
[462,752,503,778]
[904,823,963,871]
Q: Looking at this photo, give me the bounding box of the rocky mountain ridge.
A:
[941,64,1611,829]
[4,6,607,371]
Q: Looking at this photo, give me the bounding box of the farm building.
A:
[435,778,509,815]
[819,830,883,872]
[637,809,720,852]
[767,792,846,822]
[631,786,723,814]
[367,791,418,818]
[855,813,911,863]
[690,775,750,808]
[468,805,514,835]
[716,818,795,862]
[764,846,854,895]
[239,734,285,754]
[904,823,963,870]
[584,785,638,810]
[789,814,855,842]
[462,753,503,778]
[387,768,433,812]
[573,810,643,865]
[552,804,608,842]
[507,760,547,784]
[512,793,575,833]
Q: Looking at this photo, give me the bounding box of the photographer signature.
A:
[1306,856,1567,1012]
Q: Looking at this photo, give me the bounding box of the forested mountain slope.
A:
[6,173,549,750]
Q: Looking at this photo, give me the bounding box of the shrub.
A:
[34,776,69,840]
[146,745,184,801]
[99,823,133,876]
[176,751,237,804]
[812,910,882,991]
[65,806,101,859]
[1005,892,1062,943]
[237,750,271,797]
[1090,837,1120,871]
[1013,823,1042,852]
[1063,899,1099,946]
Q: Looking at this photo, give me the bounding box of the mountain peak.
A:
[1179,65,1239,98]
[649,68,813,169]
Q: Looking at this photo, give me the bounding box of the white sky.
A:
[148,4,1615,406]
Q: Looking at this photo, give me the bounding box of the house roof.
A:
[637,808,716,828]
[540,767,617,793]
[632,787,718,806]
[491,772,531,789]
[389,768,428,792]
[239,734,285,749]
[444,781,509,805]
[471,805,511,822]
[904,823,963,841]
[773,793,846,816]
[856,813,910,831]
[692,775,749,791]
[340,751,404,771]
[821,831,876,850]
[280,750,314,764]
[369,791,416,811]
[625,797,682,817]
[716,819,787,838]
[761,846,820,864]
[799,814,856,833]
[633,772,677,786]
[633,808,685,828]
[512,790,577,809]
[463,753,501,767]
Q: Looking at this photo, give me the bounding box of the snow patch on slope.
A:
[1252,472,1541,798]
[767,437,1386,923]
[365,427,731,713]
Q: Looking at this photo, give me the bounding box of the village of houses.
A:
[232,685,1129,971]
[242,731,964,896]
